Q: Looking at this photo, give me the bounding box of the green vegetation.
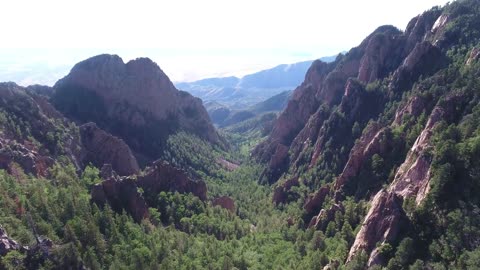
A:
[3,1,480,269]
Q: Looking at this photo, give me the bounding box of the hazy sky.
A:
[1,0,451,85]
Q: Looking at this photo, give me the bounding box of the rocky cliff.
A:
[0,82,208,224]
[254,8,448,185]
[79,122,139,176]
[91,161,208,222]
[52,54,222,163]
[257,2,480,267]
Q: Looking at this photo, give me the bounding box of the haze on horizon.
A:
[0,0,451,86]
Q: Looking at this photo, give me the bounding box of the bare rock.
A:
[348,93,468,265]
[0,138,54,178]
[309,203,345,231]
[212,196,235,213]
[347,190,407,266]
[53,54,223,162]
[390,41,448,93]
[0,226,21,256]
[393,95,427,125]
[466,47,480,66]
[138,160,207,201]
[257,143,290,184]
[334,123,387,191]
[358,26,404,83]
[80,122,139,176]
[91,176,149,222]
[304,186,330,218]
[253,61,334,183]
[216,158,239,171]
[92,160,208,222]
[272,177,300,205]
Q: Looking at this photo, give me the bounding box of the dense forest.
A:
[2,0,480,269]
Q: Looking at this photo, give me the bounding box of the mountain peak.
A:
[52,54,222,162]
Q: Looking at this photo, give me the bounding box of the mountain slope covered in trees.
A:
[1,1,480,269]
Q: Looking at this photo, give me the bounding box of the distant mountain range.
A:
[205,90,293,127]
[176,54,341,109]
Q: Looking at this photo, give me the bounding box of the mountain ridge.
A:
[176,55,341,108]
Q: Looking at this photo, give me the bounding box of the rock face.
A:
[80,122,139,176]
[0,83,84,175]
[309,203,345,230]
[334,123,388,191]
[347,190,407,266]
[52,54,222,162]
[253,61,335,183]
[91,174,149,222]
[393,95,428,125]
[0,226,21,256]
[138,161,207,201]
[254,21,444,184]
[92,161,208,222]
[466,47,480,66]
[255,5,477,268]
[0,138,54,178]
[216,158,240,171]
[272,177,300,205]
[304,186,330,221]
[212,196,236,213]
[0,82,144,178]
[347,93,467,266]
[390,41,448,93]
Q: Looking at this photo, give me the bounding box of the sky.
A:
[0,0,451,86]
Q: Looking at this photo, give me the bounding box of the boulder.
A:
[212,196,235,213]
[0,226,21,256]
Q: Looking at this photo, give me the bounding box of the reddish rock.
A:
[358,26,404,83]
[393,95,427,125]
[258,143,290,184]
[212,196,235,213]
[334,123,388,191]
[348,93,468,265]
[253,61,334,183]
[309,79,384,170]
[80,122,139,176]
[138,160,207,201]
[272,177,300,205]
[390,41,447,93]
[92,161,207,222]
[289,106,329,171]
[404,9,442,52]
[390,93,466,203]
[309,203,345,231]
[0,138,54,178]
[0,83,85,173]
[347,190,407,267]
[54,54,223,161]
[304,186,330,218]
[91,176,149,223]
[216,158,240,171]
[253,9,448,185]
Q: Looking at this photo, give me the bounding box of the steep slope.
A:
[254,11,447,184]
[52,54,222,163]
[0,82,208,215]
[256,0,480,268]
